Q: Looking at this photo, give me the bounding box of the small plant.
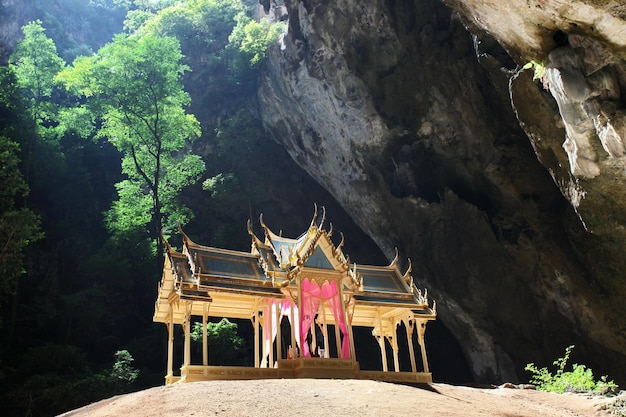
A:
[525,345,618,394]
[523,60,546,81]
[110,349,139,385]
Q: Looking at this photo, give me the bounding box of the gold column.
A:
[377,311,388,372]
[406,316,417,373]
[290,296,296,358]
[391,320,400,372]
[183,303,192,367]
[297,280,303,357]
[253,312,259,367]
[268,303,274,368]
[202,304,208,366]
[334,321,342,358]
[321,300,329,358]
[417,320,430,373]
[276,300,282,363]
[167,308,174,381]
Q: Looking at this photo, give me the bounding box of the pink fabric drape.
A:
[322,281,351,359]
[300,278,350,359]
[300,278,320,357]
[261,299,276,367]
[279,298,299,356]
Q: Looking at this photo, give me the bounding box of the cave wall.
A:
[257,0,626,383]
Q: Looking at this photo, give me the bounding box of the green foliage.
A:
[0,67,43,309]
[110,349,139,385]
[191,318,246,365]
[3,344,139,416]
[523,60,546,81]
[0,137,42,308]
[123,9,157,32]
[203,172,238,198]
[58,33,205,243]
[228,12,286,68]
[9,20,65,129]
[131,0,284,113]
[525,345,618,394]
[30,0,128,61]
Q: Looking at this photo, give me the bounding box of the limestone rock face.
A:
[258,0,626,383]
[0,0,35,64]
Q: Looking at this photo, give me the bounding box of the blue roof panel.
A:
[360,269,405,293]
[304,246,334,269]
[194,250,269,281]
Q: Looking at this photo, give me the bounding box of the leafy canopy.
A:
[58,33,205,246]
[228,11,286,68]
[191,318,246,365]
[0,67,43,309]
[10,20,66,133]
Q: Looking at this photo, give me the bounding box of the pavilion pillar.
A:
[290,297,296,358]
[406,317,417,373]
[261,313,268,368]
[166,308,174,380]
[321,301,329,358]
[202,304,208,366]
[253,312,259,367]
[268,302,274,368]
[311,319,317,355]
[276,300,282,363]
[338,284,355,360]
[334,321,342,358]
[417,320,430,373]
[346,301,357,361]
[183,303,192,367]
[391,321,400,372]
[297,279,303,357]
[376,312,388,372]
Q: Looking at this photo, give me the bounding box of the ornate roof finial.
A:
[160,228,175,255]
[388,247,399,268]
[309,203,319,229]
[402,258,413,281]
[337,232,345,251]
[247,218,267,251]
[177,223,197,248]
[319,205,326,229]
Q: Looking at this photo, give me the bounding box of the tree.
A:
[9,20,66,184]
[131,0,247,118]
[0,67,42,311]
[191,318,246,365]
[228,11,286,68]
[10,20,65,125]
[0,136,42,309]
[58,33,205,258]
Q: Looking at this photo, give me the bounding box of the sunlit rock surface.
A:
[258,0,626,383]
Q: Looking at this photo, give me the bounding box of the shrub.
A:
[525,345,618,394]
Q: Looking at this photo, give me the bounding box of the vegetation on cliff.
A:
[0,1,286,416]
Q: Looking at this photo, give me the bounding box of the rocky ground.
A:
[59,379,626,417]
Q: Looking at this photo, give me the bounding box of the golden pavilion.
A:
[153,207,436,384]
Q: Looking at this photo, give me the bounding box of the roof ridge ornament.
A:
[403,258,413,280]
[177,223,197,248]
[389,248,399,268]
[309,203,319,229]
[247,219,266,249]
[160,227,174,254]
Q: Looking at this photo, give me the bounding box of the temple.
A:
[153,207,436,384]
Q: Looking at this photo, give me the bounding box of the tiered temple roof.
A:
[153,206,436,384]
[154,206,435,326]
